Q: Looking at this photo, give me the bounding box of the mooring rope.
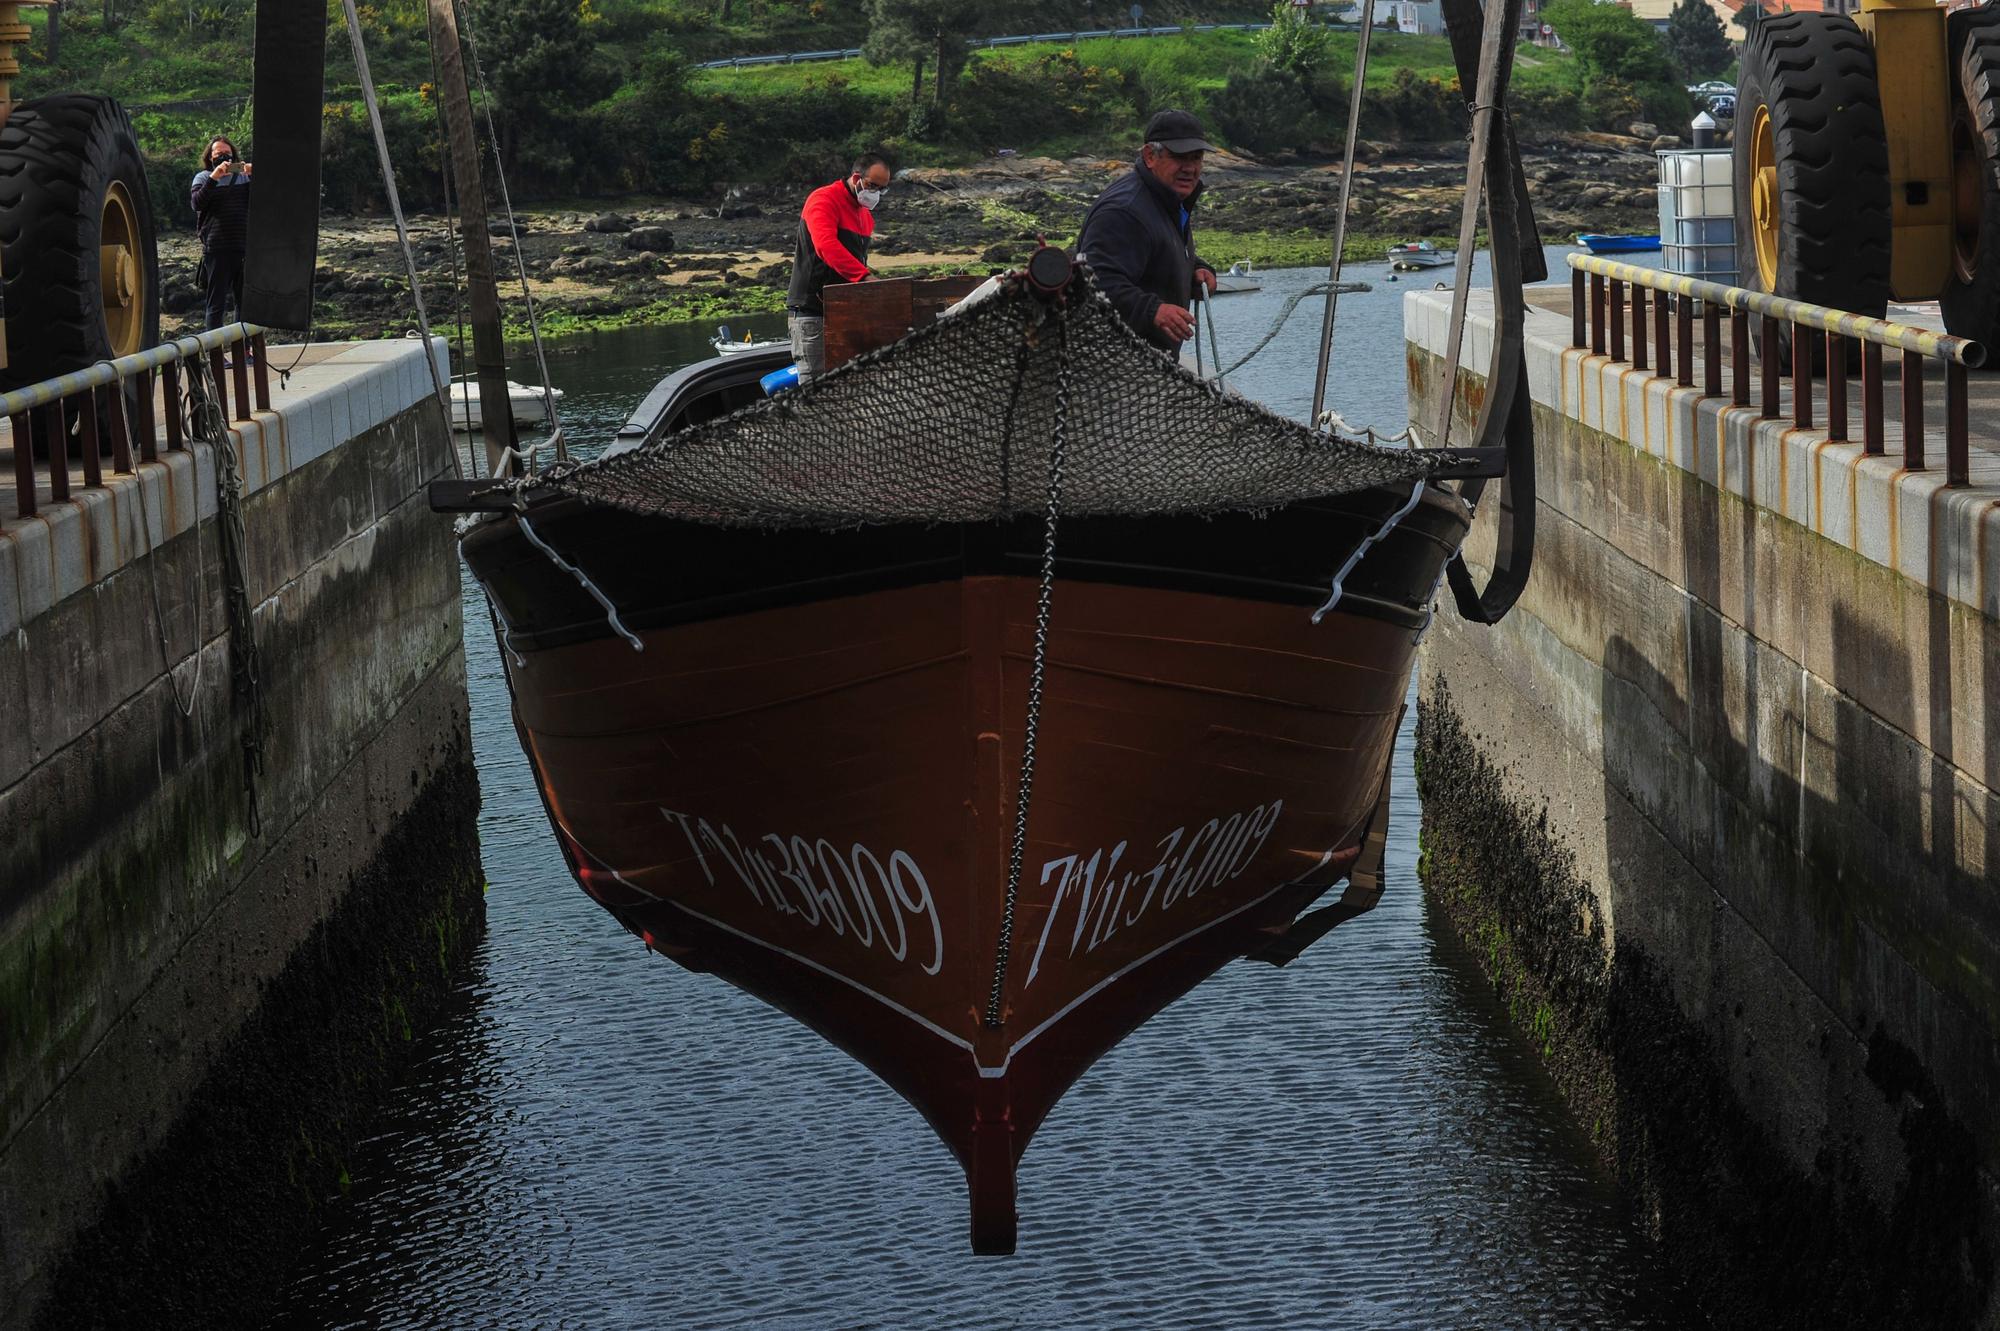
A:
[184,357,266,837]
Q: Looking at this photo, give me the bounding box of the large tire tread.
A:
[0,93,161,391]
[1941,5,2000,353]
[1735,11,1892,367]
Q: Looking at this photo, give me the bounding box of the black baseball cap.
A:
[1144,109,1213,153]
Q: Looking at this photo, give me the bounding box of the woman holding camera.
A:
[190,135,252,332]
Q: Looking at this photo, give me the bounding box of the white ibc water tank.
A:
[1657,134,1737,287]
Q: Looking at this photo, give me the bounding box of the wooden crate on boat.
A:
[823,275,986,370]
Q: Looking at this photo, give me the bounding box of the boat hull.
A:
[463,492,1465,1250]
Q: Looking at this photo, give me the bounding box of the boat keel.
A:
[968,1091,1018,1255]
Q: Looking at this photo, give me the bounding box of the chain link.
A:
[984,312,1070,1029]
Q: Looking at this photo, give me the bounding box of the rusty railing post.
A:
[209,347,230,422]
[1610,280,1626,361]
[252,333,271,412]
[1791,322,1812,429]
[1761,316,1781,418]
[1590,273,1606,356]
[1902,348,1925,470]
[1731,307,1750,407]
[232,345,252,424]
[11,412,33,518]
[1862,342,1884,454]
[1654,288,1671,380]
[40,402,69,503]
[136,368,158,463]
[106,382,133,475]
[77,392,102,488]
[1676,295,1693,388]
[1632,286,1648,371]
[1572,269,1586,348]
[1826,333,1848,442]
[1947,360,1968,486]
[1704,301,1722,397]
[163,360,184,452]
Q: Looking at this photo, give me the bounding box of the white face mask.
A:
[855,184,883,211]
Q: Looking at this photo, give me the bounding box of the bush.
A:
[1208,67,1328,156]
[949,51,1133,152]
[1358,66,1465,141]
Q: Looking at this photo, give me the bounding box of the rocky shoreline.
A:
[158,134,1664,342]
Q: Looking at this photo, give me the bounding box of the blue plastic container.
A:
[761,364,800,396]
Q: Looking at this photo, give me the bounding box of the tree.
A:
[467,0,616,180]
[1734,0,1775,41]
[1544,0,1692,129]
[1544,0,1679,86]
[1255,0,1335,88]
[1665,0,1731,78]
[863,0,979,113]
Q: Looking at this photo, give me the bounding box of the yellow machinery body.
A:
[1857,0,1954,301]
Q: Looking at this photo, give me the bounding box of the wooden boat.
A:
[449,376,562,432]
[434,260,1506,1253]
[1386,240,1454,270]
[1577,233,1661,255]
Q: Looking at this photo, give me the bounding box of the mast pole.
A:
[425,0,518,478]
[1310,0,1377,428]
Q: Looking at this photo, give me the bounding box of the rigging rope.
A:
[456,0,567,460]
[1311,0,1380,424]
[341,0,463,480]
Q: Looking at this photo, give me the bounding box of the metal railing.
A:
[1567,254,1986,487]
[6,322,271,520]
[691,21,1282,68]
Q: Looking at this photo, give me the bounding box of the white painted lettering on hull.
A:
[1024,800,1283,987]
[660,808,945,977]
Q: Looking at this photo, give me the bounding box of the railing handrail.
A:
[0,322,259,419]
[1565,254,1986,369]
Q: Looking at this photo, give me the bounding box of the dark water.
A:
[272,250,1696,1328]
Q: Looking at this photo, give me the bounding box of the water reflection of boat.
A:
[433,258,1508,1254]
[1211,260,1262,294]
[1387,240,1455,270]
[449,377,563,432]
[711,323,789,356]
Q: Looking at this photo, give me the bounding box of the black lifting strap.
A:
[1437,0,1540,626]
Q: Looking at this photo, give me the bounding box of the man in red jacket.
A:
[786,153,892,383]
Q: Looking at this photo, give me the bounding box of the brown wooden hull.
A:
[496,530,1442,1248]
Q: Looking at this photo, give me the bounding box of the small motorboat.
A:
[449,377,563,432]
[1577,233,1661,255]
[712,324,790,356]
[1211,261,1262,294]
[1386,240,1454,270]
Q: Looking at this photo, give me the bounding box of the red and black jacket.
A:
[786,178,875,316]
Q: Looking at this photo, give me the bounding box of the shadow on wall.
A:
[1594,628,1991,1329]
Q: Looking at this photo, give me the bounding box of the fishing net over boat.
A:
[529,263,1481,531]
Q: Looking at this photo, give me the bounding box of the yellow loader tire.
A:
[0,94,160,391]
[1734,12,1892,370]
[1942,5,2000,354]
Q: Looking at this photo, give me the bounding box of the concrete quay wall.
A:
[0,343,484,1326]
[1406,291,1998,1326]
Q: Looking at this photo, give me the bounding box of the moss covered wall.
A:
[1408,340,1999,1328]
[0,395,480,1327]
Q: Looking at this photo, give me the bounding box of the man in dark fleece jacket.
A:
[190,135,252,331]
[1076,109,1218,354]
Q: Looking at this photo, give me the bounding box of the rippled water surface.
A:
[271,250,1696,1328]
